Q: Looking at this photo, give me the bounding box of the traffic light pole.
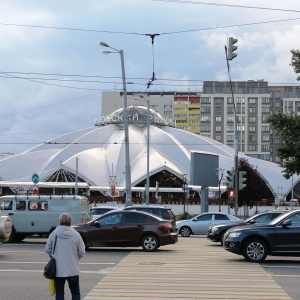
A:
[225,41,239,217]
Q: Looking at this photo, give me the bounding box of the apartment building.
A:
[101,81,300,163]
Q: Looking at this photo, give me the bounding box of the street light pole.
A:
[100,42,132,206]
[134,94,150,205]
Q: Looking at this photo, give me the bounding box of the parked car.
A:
[90,205,121,219]
[73,210,178,252]
[207,211,284,245]
[123,205,176,226]
[177,212,240,237]
[222,209,300,263]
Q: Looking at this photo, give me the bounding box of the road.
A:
[0,237,130,300]
[0,236,300,299]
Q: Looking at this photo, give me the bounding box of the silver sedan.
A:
[176,212,241,237]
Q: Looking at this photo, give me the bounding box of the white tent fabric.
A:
[0,106,299,199]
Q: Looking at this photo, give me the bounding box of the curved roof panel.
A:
[0,106,298,198]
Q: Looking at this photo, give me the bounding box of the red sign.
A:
[33,185,39,195]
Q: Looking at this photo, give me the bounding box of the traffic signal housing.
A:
[227,37,238,60]
[238,171,247,190]
[228,188,235,208]
[110,184,116,196]
[226,170,235,188]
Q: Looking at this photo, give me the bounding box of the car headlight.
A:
[210,227,219,233]
[228,232,241,238]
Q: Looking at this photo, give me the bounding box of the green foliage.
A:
[176,212,196,220]
[290,49,300,81]
[238,158,273,207]
[267,113,300,178]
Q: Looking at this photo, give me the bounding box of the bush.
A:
[176,212,196,220]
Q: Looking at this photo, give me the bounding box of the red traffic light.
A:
[228,189,235,198]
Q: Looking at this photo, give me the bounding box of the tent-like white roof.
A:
[0,106,299,199]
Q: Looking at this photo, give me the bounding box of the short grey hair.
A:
[59,213,72,226]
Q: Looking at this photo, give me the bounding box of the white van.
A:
[0,195,90,242]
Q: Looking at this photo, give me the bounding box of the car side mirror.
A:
[249,220,256,224]
[282,219,291,227]
[94,221,101,228]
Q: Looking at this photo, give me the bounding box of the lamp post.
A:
[182,173,188,214]
[215,168,225,212]
[133,95,150,204]
[100,42,132,206]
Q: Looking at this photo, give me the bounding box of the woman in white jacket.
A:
[45,213,86,300]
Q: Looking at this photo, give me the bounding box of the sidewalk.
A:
[84,237,291,300]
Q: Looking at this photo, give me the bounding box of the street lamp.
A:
[215,168,225,212]
[100,41,132,206]
[134,95,150,205]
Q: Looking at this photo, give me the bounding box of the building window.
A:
[201,116,211,122]
[275,101,281,108]
[262,145,270,152]
[261,107,270,113]
[227,97,233,104]
[201,97,211,104]
[249,135,256,142]
[262,135,270,142]
[201,106,211,113]
[215,135,222,141]
[214,97,223,104]
[227,107,234,114]
[249,116,256,123]
[249,98,257,104]
[248,145,256,151]
[227,116,234,122]
[249,107,256,113]
[200,125,211,132]
[226,135,234,142]
[249,126,256,132]
[215,116,221,122]
[215,107,222,113]
[262,125,270,132]
[226,125,234,132]
[216,125,222,132]
[275,91,281,99]
[262,97,270,104]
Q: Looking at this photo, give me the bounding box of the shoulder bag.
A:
[44,235,57,279]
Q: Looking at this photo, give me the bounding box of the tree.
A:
[267,113,300,178]
[237,158,273,208]
[290,49,300,81]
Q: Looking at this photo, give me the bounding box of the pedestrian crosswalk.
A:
[84,237,291,300]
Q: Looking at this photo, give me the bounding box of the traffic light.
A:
[226,170,235,188]
[238,171,247,190]
[110,185,116,196]
[228,188,235,199]
[227,37,238,60]
[228,188,235,208]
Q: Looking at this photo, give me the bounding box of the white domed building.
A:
[0,106,299,201]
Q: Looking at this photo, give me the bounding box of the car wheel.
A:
[141,235,159,252]
[179,226,192,237]
[242,239,268,263]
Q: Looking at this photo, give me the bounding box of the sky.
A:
[1,0,300,154]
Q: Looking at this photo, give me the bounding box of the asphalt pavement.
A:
[83,236,292,300]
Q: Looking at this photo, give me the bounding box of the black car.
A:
[222,209,300,263]
[207,211,284,245]
[123,205,176,226]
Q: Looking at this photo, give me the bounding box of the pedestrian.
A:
[45,213,85,300]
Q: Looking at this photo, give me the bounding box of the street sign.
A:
[32,173,39,184]
[32,184,39,195]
